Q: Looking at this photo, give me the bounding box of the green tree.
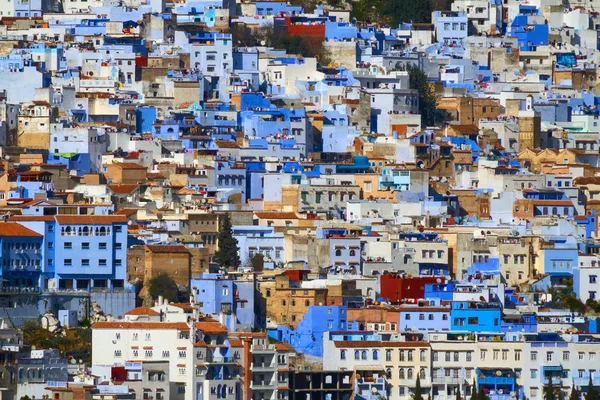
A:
[147,272,178,301]
[457,389,462,400]
[545,375,555,400]
[571,386,579,400]
[470,380,478,400]
[413,376,424,400]
[214,214,241,269]
[250,253,265,272]
[405,64,445,127]
[586,376,598,400]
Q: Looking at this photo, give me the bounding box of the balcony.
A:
[250,381,275,390]
[478,377,515,385]
[252,362,276,371]
[433,377,466,385]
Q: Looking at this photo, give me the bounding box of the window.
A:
[373,350,379,360]
[82,259,89,267]
[64,259,72,267]
[65,242,72,249]
[480,351,486,361]
[179,350,186,358]
[493,350,499,361]
[531,352,537,361]
[466,352,472,362]
[531,370,537,379]
[354,351,360,360]
[515,351,521,361]
[563,352,569,361]
[99,242,107,250]
[386,350,392,361]
[546,352,553,362]
[340,350,346,360]
[99,259,107,266]
[82,243,89,250]
[468,317,478,325]
[145,350,153,358]
[114,350,122,357]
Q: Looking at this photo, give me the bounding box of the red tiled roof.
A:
[195,322,228,333]
[124,307,160,316]
[9,216,55,222]
[275,343,295,352]
[0,223,43,237]
[254,212,298,219]
[108,184,139,194]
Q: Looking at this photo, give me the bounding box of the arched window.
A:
[386,368,392,378]
[335,249,342,257]
[349,250,356,256]
[420,368,426,379]
[340,350,346,360]
[361,350,367,360]
[399,368,405,379]
[373,350,379,360]
[407,368,413,379]
[354,350,360,360]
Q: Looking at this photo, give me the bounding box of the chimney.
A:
[158,295,164,305]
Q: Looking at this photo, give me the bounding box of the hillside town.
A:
[0,0,600,399]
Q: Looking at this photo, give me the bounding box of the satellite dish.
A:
[260,40,266,46]
[70,358,77,364]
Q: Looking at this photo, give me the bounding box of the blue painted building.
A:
[191,273,256,330]
[450,301,502,332]
[0,223,44,290]
[268,305,348,357]
[12,215,128,291]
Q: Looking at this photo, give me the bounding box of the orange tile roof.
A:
[0,223,43,237]
[55,215,128,225]
[108,184,139,194]
[195,322,228,333]
[228,339,243,347]
[93,322,189,330]
[9,216,55,222]
[275,343,294,352]
[124,307,160,316]
[254,212,298,220]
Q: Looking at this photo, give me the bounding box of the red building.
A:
[274,16,326,43]
[379,274,445,304]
